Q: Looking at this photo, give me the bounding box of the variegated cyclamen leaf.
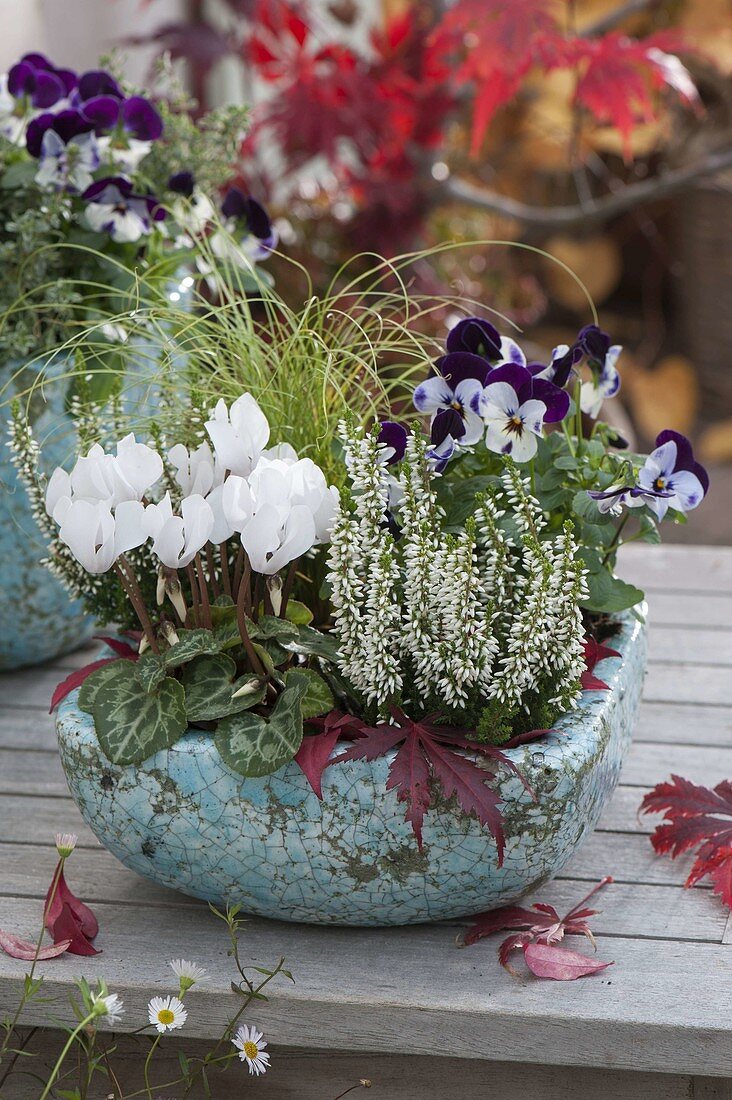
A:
[284,625,341,662]
[91,662,187,765]
[215,680,308,777]
[163,628,218,669]
[78,659,131,714]
[135,651,167,693]
[285,667,334,719]
[181,653,266,722]
[256,615,299,642]
[284,599,313,625]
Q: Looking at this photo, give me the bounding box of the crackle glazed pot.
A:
[56,609,647,927]
[0,358,93,670]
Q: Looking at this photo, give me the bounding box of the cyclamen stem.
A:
[233,545,246,598]
[219,542,232,598]
[195,553,213,631]
[280,560,298,620]
[205,545,220,600]
[115,559,159,653]
[236,560,265,677]
[186,564,201,628]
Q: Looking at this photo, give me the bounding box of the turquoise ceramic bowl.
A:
[0,358,93,670]
[56,610,647,926]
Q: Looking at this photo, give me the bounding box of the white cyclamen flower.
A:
[168,441,220,498]
[46,435,162,518]
[232,1025,270,1075]
[148,995,187,1033]
[56,499,147,574]
[91,991,124,1025]
[145,492,215,569]
[240,502,317,575]
[205,394,270,477]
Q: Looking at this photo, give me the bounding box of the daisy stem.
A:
[38,1013,96,1100]
[143,1033,162,1100]
[195,553,213,631]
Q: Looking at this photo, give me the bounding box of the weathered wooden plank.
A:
[643,663,732,706]
[560,830,706,888]
[619,544,732,594]
[648,591,732,630]
[621,742,732,788]
[2,841,722,943]
[0,749,68,796]
[634,702,732,747]
[0,794,93,846]
[648,626,732,667]
[0,711,56,752]
[8,1032,730,1100]
[1,897,731,1077]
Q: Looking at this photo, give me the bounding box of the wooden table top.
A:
[1,544,731,1080]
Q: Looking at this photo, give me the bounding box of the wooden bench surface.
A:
[1,544,731,1091]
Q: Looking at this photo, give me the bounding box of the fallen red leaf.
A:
[523,942,612,980]
[641,775,732,908]
[581,636,620,691]
[461,877,614,980]
[50,903,100,957]
[45,863,99,948]
[0,930,71,961]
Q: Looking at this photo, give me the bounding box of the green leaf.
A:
[285,667,334,719]
[581,569,645,614]
[213,619,248,651]
[135,652,167,693]
[554,455,580,470]
[257,615,298,642]
[215,680,308,777]
[91,662,188,765]
[284,599,313,626]
[209,596,237,626]
[78,660,130,714]
[181,654,266,722]
[436,475,499,527]
[164,629,218,669]
[284,625,341,663]
[0,161,36,189]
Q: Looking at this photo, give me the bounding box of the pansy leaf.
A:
[215,680,308,777]
[135,651,167,693]
[581,566,644,614]
[284,599,313,626]
[285,667,334,720]
[181,654,266,722]
[91,662,187,765]
[436,475,499,528]
[163,629,218,669]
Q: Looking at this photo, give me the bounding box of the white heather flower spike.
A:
[55,833,77,858]
[169,958,206,992]
[148,994,187,1033]
[232,1025,270,1076]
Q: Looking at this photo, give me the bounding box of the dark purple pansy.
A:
[83,176,166,221]
[446,316,503,361]
[26,109,93,158]
[377,421,407,465]
[415,352,490,447]
[80,94,122,130]
[577,324,611,367]
[168,171,195,197]
[221,188,276,252]
[531,342,583,389]
[122,96,163,141]
[8,60,66,108]
[77,69,123,102]
[482,362,570,424]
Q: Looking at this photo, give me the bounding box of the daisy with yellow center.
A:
[169,958,206,994]
[232,1024,270,1075]
[147,994,187,1033]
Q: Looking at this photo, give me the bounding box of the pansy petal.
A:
[668,470,705,512]
[413,375,453,414]
[530,379,570,423]
[479,381,520,418]
[122,96,163,140]
[519,399,548,437]
[498,336,526,367]
[377,421,407,464]
[509,428,539,463]
[436,351,490,387]
[446,316,502,359]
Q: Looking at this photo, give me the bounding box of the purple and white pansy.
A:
[82,177,165,244]
[413,352,489,448]
[34,127,99,192]
[446,316,525,367]
[211,187,279,265]
[477,362,569,462]
[589,430,709,520]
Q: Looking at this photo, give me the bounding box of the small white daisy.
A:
[148,995,187,1033]
[232,1025,270,1076]
[91,991,124,1026]
[169,958,206,993]
[55,832,77,858]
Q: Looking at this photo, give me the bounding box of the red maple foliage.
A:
[641,775,732,909]
[581,637,620,691]
[335,706,531,854]
[461,876,614,980]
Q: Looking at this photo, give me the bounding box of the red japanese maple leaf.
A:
[461,877,614,980]
[641,775,732,909]
[335,707,531,856]
[581,636,620,691]
[295,711,366,798]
